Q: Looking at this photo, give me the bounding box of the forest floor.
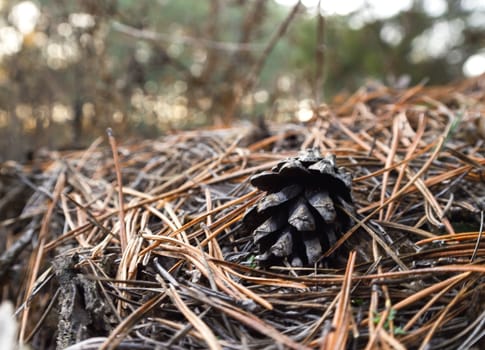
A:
[1,76,484,349]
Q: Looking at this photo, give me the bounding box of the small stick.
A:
[107,128,127,253]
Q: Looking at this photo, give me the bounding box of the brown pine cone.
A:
[243,149,354,267]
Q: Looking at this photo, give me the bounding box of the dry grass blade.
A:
[322,251,356,349]
[379,114,401,220]
[107,128,127,252]
[340,206,409,271]
[417,278,473,350]
[403,272,471,331]
[167,285,221,350]
[375,220,436,239]
[19,169,65,344]
[99,292,166,350]
[182,284,311,350]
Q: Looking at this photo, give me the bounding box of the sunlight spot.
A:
[461,0,485,11]
[277,75,292,92]
[69,13,95,28]
[380,23,404,46]
[113,111,124,123]
[467,12,485,28]
[52,104,72,123]
[463,53,485,77]
[423,0,447,17]
[254,90,269,104]
[0,27,22,57]
[410,19,464,62]
[297,100,314,122]
[9,1,40,34]
[57,23,72,37]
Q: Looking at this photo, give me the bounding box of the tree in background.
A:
[0,0,484,161]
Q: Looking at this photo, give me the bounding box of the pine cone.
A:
[243,149,354,267]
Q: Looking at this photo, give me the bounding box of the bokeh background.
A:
[1,0,484,161]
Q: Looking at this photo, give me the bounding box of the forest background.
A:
[0,0,484,161]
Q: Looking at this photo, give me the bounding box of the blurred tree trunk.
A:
[212,0,267,125]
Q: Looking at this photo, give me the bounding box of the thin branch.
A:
[111,20,263,53]
[314,1,326,105]
[225,1,302,121]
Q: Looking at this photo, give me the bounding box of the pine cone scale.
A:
[253,213,286,243]
[302,234,322,264]
[256,184,302,212]
[305,188,336,223]
[288,198,316,231]
[270,229,293,257]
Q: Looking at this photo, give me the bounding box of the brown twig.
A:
[107,128,127,253]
